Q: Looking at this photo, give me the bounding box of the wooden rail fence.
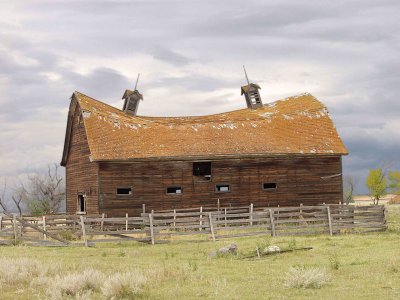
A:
[0,204,387,246]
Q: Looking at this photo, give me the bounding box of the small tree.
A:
[389,171,400,195]
[343,176,357,205]
[11,185,28,216]
[366,169,387,205]
[24,164,65,215]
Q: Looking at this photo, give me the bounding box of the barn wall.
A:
[98,156,342,217]
[65,106,99,214]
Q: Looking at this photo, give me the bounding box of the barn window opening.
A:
[193,162,211,180]
[167,186,182,194]
[263,182,277,190]
[215,184,230,192]
[77,194,86,213]
[116,187,132,195]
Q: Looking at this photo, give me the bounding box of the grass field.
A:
[0,206,399,299]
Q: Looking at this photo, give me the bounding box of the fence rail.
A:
[0,204,387,246]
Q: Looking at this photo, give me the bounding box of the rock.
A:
[218,244,238,255]
[263,245,281,254]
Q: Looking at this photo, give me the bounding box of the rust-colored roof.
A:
[71,91,348,162]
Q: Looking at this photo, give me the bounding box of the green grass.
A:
[0,206,399,299]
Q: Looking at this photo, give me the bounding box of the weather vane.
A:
[243,65,250,85]
[134,73,140,90]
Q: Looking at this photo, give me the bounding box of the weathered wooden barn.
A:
[61,83,347,216]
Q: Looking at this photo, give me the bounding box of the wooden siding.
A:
[65,106,99,214]
[97,156,343,217]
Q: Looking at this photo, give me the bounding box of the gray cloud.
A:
[0,0,399,195]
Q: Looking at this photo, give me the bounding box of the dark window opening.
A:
[167,187,182,194]
[77,194,86,212]
[193,162,211,180]
[215,184,230,192]
[263,182,277,190]
[117,187,132,195]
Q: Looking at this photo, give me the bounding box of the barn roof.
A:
[61,91,347,165]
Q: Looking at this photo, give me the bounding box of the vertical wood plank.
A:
[173,209,176,228]
[100,213,105,231]
[224,208,227,227]
[149,213,155,245]
[142,203,146,214]
[327,206,333,236]
[80,215,88,247]
[269,209,276,237]
[199,206,203,231]
[0,215,3,230]
[125,213,128,231]
[249,203,253,226]
[383,206,387,226]
[13,214,17,244]
[277,205,280,222]
[42,216,47,240]
[209,212,216,242]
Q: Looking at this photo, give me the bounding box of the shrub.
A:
[59,229,79,241]
[329,253,341,270]
[101,271,147,299]
[284,266,332,289]
[288,238,297,250]
[0,258,59,286]
[46,269,104,299]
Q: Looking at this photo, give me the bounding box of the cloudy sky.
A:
[0,0,399,194]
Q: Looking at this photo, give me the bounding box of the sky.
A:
[0,0,399,195]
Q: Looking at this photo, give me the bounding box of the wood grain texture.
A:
[65,106,99,215]
[97,156,343,217]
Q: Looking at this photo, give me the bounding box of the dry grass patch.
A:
[101,271,147,299]
[46,269,104,299]
[284,266,332,289]
[0,257,60,287]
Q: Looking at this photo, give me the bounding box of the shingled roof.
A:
[61,91,347,164]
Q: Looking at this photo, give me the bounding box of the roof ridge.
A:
[74,91,321,121]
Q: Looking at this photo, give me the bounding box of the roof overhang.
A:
[93,152,348,164]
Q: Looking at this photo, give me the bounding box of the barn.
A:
[61,82,347,217]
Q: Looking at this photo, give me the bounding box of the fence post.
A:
[149,213,155,245]
[13,214,18,244]
[209,212,216,242]
[100,213,105,231]
[224,208,227,227]
[249,203,254,226]
[277,205,280,222]
[42,216,47,240]
[383,206,387,226]
[80,215,88,247]
[269,209,276,237]
[173,209,176,229]
[326,206,333,236]
[125,213,129,231]
[142,204,146,214]
[0,215,2,230]
[199,206,203,231]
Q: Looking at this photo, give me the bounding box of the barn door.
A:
[77,194,86,213]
